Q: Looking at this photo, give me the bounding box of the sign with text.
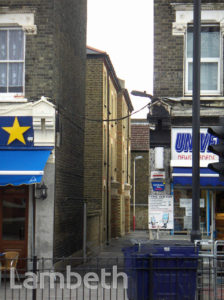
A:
[180,198,205,209]
[148,195,174,230]
[171,127,219,167]
[152,182,165,192]
[184,216,192,230]
[151,171,165,179]
[180,198,205,217]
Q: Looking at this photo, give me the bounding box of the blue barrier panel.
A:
[123,244,198,300]
[122,245,139,300]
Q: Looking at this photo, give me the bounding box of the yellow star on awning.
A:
[2,117,31,145]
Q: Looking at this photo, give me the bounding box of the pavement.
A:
[97,230,191,258]
[0,231,213,300]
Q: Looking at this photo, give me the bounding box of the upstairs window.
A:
[0,28,25,94]
[186,26,221,95]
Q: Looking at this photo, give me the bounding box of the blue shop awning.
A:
[0,147,53,186]
[172,167,224,187]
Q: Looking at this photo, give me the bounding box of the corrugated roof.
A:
[131,124,149,151]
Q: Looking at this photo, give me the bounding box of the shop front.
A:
[0,98,55,262]
[171,127,224,237]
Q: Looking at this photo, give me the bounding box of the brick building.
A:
[0,0,87,261]
[84,47,133,252]
[131,120,150,230]
[151,0,224,236]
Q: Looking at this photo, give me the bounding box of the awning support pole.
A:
[207,190,210,236]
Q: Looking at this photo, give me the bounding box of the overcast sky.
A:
[87,0,154,119]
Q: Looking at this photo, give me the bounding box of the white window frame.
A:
[172,5,224,98]
[185,26,221,96]
[0,27,25,96]
[0,10,36,101]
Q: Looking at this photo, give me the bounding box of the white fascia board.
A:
[172,172,218,178]
[0,98,55,118]
[170,160,218,168]
[0,97,56,148]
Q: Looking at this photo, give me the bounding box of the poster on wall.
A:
[148,195,174,229]
[184,216,192,230]
[180,198,205,217]
[180,198,205,229]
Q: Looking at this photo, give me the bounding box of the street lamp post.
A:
[191,0,202,242]
[133,155,143,231]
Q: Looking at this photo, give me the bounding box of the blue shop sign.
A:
[152,182,165,191]
[0,116,34,147]
[0,116,53,186]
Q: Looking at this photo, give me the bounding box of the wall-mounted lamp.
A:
[35,183,48,200]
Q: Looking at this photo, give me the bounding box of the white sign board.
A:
[180,198,205,210]
[151,171,165,179]
[148,195,174,230]
[185,207,192,217]
[180,198,204,217]
[184,216,192,230]
[171,127,219,167]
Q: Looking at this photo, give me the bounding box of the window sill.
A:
[0,95,28,103]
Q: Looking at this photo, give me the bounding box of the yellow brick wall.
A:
[85,56,132,244]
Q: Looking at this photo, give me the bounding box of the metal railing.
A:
[0,245,224,300]
[0,256,127,300]
[196,239,224,299]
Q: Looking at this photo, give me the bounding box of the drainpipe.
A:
[211,192,215,240]
[32,187,36,257]
[106,75,110,245]
[170,183,174,236]
[127,112,130,183]
[83,201,87,262]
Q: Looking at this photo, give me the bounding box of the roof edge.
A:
[87,46,122,92]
